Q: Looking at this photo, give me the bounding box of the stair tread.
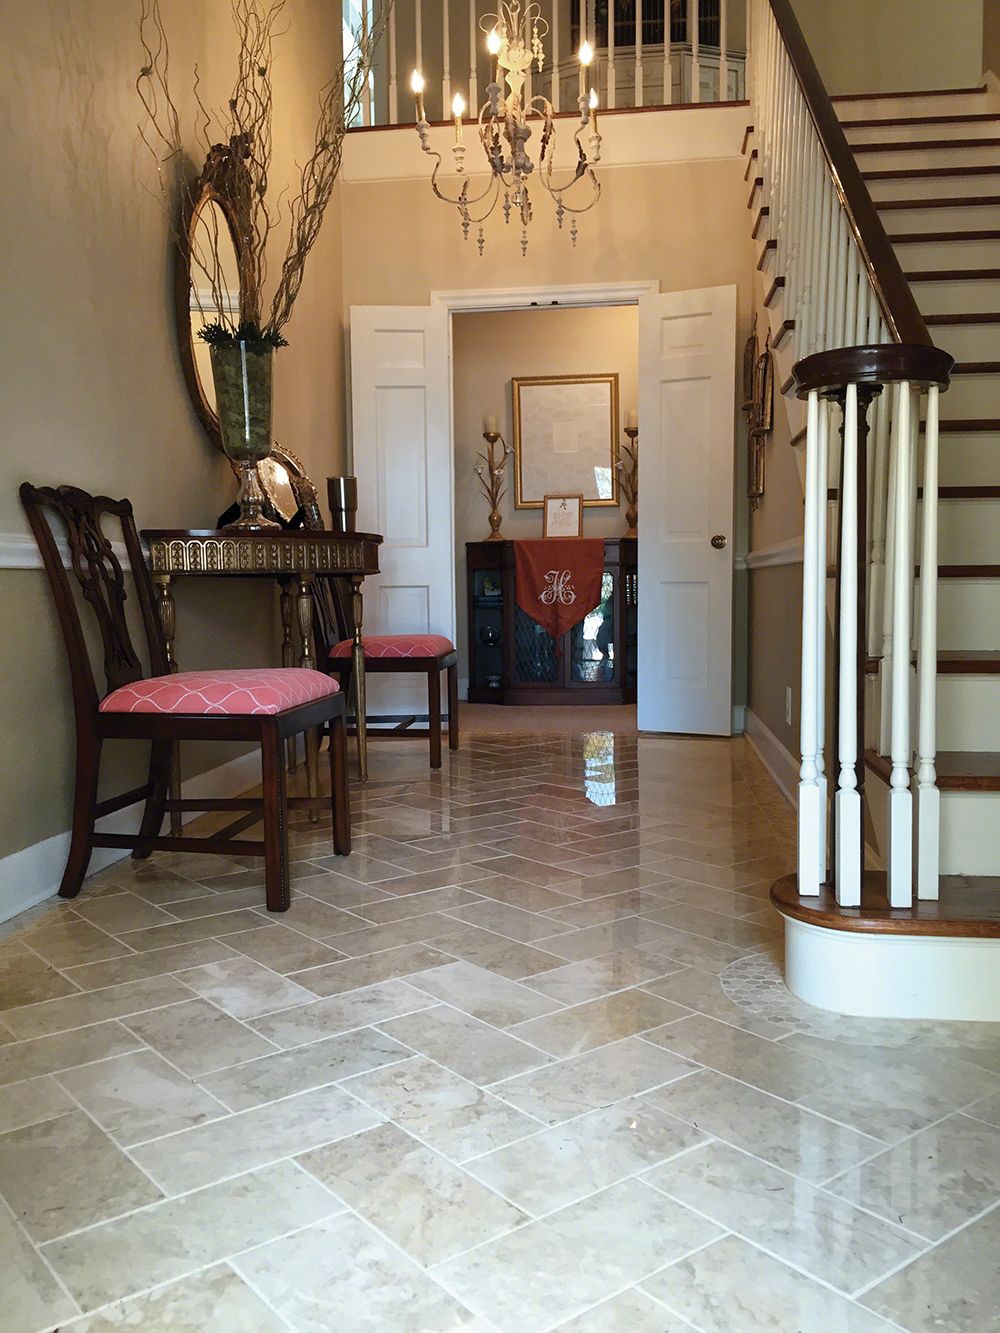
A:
[832,85,988,102]
[843,113,1000,129]
[906,271,1000,283]
[866,165,1000,181]
[866,652,1000,675]
[772,869,1000,936]
[951,362,1000,374]
[834,485,1000,499]
[866,748,1000,792]
[936,418,1000,432]
[757,239,777,270]
[853,138,1000,152]
[878,196,1000,209]
[937,564,1000,576]
[926,312,1000,325]
[888,229,1000,243]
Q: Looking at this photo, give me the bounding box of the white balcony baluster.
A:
[915,383,941,900]
[888,382,915,906]
[798,389,825,895]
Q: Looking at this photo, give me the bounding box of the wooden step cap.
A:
[772,868,1000,936]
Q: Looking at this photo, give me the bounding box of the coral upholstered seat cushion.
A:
[329,634,455,660]
[100,669,339,715]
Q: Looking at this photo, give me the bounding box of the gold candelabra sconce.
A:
[476,417,513,540]
[617,414,638,538]
[742,314,774,510]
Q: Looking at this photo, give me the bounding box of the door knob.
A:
[711,534,727,549]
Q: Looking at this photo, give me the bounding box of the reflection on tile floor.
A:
[1,733,999,1331]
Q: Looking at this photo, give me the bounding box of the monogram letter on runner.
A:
[539,569,577,606]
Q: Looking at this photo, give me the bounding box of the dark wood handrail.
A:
[767,0,932,347]
[792,344,953,396]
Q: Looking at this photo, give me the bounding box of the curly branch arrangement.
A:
[137,0,391,344]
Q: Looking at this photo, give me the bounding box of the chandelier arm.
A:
[428,157,500,208]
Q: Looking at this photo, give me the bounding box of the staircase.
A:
[744,0,1000,1019]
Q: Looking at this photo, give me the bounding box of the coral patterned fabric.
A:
[329,634,455,659]
[100,669,340,715]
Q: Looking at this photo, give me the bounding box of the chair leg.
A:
[60,736,101,898]
[261,722,290,911]
[447,662,459,752]
[330,712,352,856]
[428,667,442,769]
[305,727,320,824]
[133,740,171,860]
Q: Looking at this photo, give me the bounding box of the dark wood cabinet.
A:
[466,538,637,705]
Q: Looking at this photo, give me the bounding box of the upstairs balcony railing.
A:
[345,0,747,128]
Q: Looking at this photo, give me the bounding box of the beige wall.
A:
[0,0,346,862]
[985,0,1000,84]
[790,0,985,96]
[452,305,638,680]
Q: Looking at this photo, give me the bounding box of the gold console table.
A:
[143,529,383,827]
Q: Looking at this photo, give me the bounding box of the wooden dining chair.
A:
[312,575,459,769]
[21,483,351,912]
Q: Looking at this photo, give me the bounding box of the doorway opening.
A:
[451,302,639,733]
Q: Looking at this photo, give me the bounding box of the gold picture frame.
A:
[542,493,584,538]
[512,373,620,509]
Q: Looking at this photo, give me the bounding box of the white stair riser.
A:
[909,280,1000,316]
[891,238,1000,268]
[928,323,1000,362]
[879,203,1000,231]
[845,120,999,146]
[867,173,1000,202]
[936,675,1000,750]
[921,498,1000,565]
[941,791,1000,874]
[936,433,1000,486]
[944,374,1000,417]
[835,92,991,120]
[854,144,1000,171]
[937,578,1000,650]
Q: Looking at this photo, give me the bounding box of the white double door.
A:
[350,288,735,730]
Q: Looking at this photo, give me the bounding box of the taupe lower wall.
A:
[748,562,803,758]
[452,305,638,680]
[0,1,346,862]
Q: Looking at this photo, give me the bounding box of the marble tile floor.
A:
[0,733,999,1331]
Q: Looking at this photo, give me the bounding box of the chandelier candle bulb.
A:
[411,69,425,122]
[487,27,502,84]
[589,87,598,128]
[452,92,466,142]
[579,40,593,95]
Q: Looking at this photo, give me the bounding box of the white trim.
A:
[0,750,261,926]
[744,706,798,806]
[742,536,804,570]
[190,289,241,317]
[0,532,132,572]
[780,913,1000,1021]
[431,280,660,311]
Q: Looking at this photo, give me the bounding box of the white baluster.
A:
[832,213,848,349]
[915,383,940,900]
[361,0,372,125]
[815,175,832,352]
[442,0,452,108]
[388,0,398,122]
[468,0,478,114]
[816,400,831,882]
[844,242,859,349]
[636,0,645,107]
[415,0,423,91]
[888,381,915,907]
[868,388,891,659]
[719,0,728,100]
[798,390,825,895]
[835,384,862,906]
[550,0,559,111]
[879,383,900,755]
[689,0,700,103]
[855,266,869,345]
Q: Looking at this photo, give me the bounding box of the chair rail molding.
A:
[0,531,133,571]
[741,535,805,569]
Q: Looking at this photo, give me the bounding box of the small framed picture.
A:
[542,494,584,538]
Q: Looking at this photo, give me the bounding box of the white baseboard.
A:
[744,707,798,807]
[0,749,262,926]
[731,704,746,734]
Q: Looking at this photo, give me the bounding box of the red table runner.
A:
[514,538,606,640]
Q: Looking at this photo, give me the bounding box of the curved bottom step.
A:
[771,872,1000,1020]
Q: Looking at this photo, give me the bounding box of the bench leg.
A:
[261,722,290,911]
[428,667,442,769]
[447,662,459,751]
[330,712,351,856]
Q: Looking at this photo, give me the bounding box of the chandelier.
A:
[410,3,602,255]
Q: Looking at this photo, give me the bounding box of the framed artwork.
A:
[542,493,584,538]
[512,373,620,509]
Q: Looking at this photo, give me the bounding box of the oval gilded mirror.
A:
[175,183,243,448]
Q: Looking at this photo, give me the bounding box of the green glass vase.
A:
[209,340,280,530]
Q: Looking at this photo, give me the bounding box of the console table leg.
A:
[153,574,182,837]
[350,575,369,782]
[279,579,297,775]
[297,575,320,822]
